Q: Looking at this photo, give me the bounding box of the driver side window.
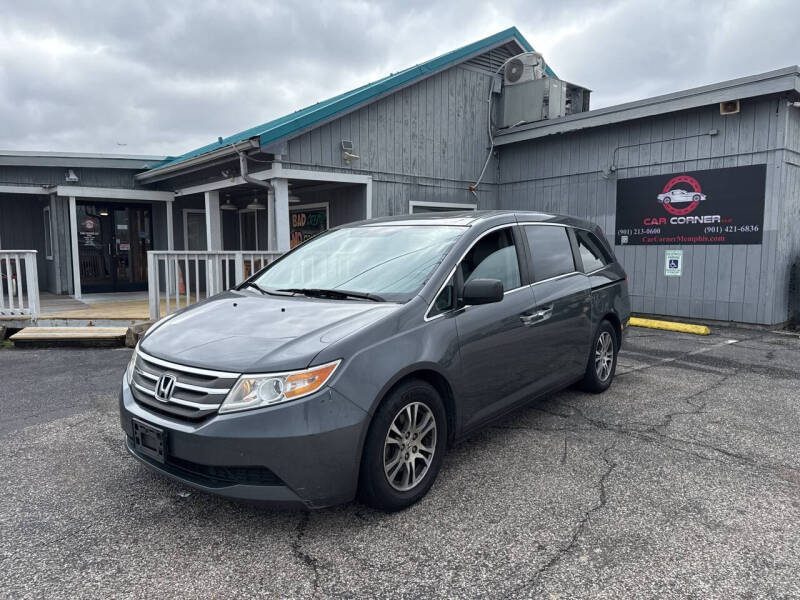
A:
[461,228,521,291]
[429,227,522,318]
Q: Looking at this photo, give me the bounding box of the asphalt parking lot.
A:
[1,326,799,599]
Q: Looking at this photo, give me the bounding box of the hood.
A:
[140,290,401,373]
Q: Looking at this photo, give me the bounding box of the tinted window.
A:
[524,225,575,281]
[429,275,456,317]
[461,228,521,292]
[575,229,610,273]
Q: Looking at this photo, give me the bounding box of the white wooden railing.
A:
[147,251,283,320]
[0,250,40,320]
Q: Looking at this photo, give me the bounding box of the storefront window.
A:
[185,211,207,251]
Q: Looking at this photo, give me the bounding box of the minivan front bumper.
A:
[119,378,369,509]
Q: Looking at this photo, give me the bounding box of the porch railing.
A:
[147,251,283,320]
[0,250,40,320]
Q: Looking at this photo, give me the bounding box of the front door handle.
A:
[520,306,553,326]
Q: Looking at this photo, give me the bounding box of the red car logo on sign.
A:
[657,175,704,216]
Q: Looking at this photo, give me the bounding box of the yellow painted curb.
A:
[629,317,710,335]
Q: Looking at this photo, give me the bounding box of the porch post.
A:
[166,200,174,250]
[68,195,82,299]
[49,194,62,294]
[271,178,290,252]
[204,191,221,250]
[267,188,276,251]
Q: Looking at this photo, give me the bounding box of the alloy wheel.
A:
[383,401,437,491]
[595,331,614,381]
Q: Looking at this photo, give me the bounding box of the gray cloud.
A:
[0,0,797,155]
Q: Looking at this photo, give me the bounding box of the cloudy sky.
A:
[1,0,797,156]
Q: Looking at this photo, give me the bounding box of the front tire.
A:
[579,321,618,393]
[359,379,447,512]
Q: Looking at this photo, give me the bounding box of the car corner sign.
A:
[615,165,766,245]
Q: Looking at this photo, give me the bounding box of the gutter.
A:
[135,138,259,183]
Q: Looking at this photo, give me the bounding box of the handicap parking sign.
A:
[665,250,683,277]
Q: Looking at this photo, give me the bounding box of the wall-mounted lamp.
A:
[341,140,359,164]
[65,169,79,183]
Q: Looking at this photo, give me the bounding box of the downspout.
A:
[234,143,276,250]
[234,143,272,192]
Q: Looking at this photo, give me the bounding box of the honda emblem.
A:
[155,374,177,402]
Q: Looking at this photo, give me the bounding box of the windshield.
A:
[253,225,465,302]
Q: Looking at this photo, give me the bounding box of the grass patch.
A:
[0,339,14,350]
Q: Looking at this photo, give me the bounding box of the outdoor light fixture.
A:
[99,208,109,216]
[65,169,79,183]
[288,194,301,204]
[220,197,238,211]
[246,194,266,210]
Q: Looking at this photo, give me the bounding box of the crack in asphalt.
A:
[510,442,617,595]
[291,512,322,595]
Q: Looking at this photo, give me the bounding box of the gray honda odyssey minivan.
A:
[120,210,630,511]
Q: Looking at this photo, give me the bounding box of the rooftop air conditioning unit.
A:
[503,52,547,86]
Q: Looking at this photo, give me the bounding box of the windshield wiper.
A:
[240,282,293,296]
[277,288,385,302]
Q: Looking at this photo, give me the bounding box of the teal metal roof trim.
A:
[148,27,552,171]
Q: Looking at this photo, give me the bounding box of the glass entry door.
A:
[77,203,152,293]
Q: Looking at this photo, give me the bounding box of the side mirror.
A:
[462,278,504,305]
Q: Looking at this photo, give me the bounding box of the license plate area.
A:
[132,418,166,463]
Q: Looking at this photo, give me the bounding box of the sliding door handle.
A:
[520,306,553,326]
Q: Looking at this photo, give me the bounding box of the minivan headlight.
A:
[219,360,341,414]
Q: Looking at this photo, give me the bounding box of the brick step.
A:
[10,327,128,348]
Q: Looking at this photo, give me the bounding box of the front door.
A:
[77,203,152,293]
[452,225,541,432]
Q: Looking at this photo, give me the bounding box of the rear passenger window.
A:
[524,225,575,282]
[461,228,521,292]
[575,229,610,273]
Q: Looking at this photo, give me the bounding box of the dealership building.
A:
[1,27,799,325]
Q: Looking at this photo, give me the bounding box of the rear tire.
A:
[358,379,447,512]
[579,320,618,393]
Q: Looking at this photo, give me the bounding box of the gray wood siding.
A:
[293,185,366,227]
[0,166,142,189]
[285,65,498,217]
[0,195,52,291]
[498,97,795,325]
[775,105,800,322]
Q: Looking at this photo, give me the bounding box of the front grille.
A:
[167,456,283,486]
[130,349,239,421]
[128,437,283,487]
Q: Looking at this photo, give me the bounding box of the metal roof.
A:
[143,27,549,175]
[0,149,165,169]
[494,66,800,146]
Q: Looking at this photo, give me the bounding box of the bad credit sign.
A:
[615,164,766,245]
